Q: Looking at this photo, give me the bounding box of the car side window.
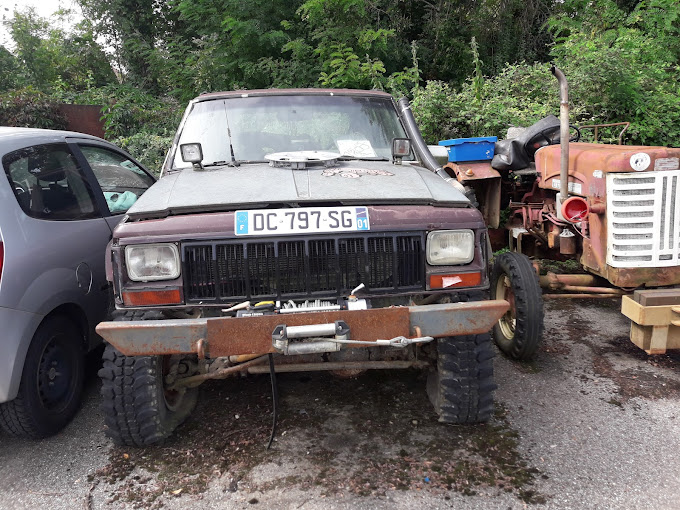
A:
[2,144,99,221]
[78,145,155,214]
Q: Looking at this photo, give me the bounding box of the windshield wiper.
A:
[204,160,239,167]
[203,160,268,167]
[338,156,390,161]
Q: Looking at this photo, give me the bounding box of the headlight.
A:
[427,230,475,265]
[125,243,181,281]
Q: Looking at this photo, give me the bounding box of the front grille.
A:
[183,233,424,302]
[607,170,680,267]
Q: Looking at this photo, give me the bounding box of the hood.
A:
[126,161,469,219]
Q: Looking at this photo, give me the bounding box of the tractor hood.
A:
[125,160,469,219]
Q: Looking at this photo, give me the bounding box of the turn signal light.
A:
[122,288,182,306]
[429,272,482,289]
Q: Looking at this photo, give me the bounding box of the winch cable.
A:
[266,353,279,450]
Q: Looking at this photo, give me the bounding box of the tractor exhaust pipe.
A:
[397,97,450,180]
[551,66,570,199]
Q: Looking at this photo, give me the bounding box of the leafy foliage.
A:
[113,132,173,175]
[0,87,68,129]
[413,0,680,147]
[0,0,679,156]
[6,7,115,92]
[412,64,564,144]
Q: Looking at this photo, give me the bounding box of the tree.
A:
[77,0,179,93]
[7,7,115,92]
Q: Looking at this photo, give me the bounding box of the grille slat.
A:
[184,233,424,302]
[607,170,680,267]
[184,245,215,300]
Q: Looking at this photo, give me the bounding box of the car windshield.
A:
[172,94,408,168]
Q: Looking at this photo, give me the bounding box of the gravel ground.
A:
[1,298,680,509]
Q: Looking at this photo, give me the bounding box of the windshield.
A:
[172,94,408,168]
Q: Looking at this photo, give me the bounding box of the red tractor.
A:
[441,67,680,359]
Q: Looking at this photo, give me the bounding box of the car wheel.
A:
[491,251,544,360]
[427,333,496,424]
[0,315,85,438]
[98,344,198,446]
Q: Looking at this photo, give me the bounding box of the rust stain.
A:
[206,307,411,357]
[444,162,500,182]
[606,266,680,289]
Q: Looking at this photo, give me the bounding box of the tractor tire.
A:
[98,344,198,446]
[427,333,496,424]
[0,315,84,438]
[490,251,544,360]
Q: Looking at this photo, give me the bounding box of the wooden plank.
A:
[622,295,680,325]
[633,288,680,306]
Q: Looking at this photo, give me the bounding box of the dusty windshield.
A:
[172,94,408,168]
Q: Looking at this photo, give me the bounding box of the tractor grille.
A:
[606,170,680,267]
[182,233,424,302]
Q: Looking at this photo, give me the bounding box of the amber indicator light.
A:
[429,272,482,289]
[122,288,182,306]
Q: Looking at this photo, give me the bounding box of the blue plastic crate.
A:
[438,136,497,162]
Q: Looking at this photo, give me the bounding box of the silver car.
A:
[0,127,155,438]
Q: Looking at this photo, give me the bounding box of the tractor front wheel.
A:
[490,252,544,360]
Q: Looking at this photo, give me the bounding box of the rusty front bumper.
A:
[96,301,509,357]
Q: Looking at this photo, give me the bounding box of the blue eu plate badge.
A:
[235,211,249,235]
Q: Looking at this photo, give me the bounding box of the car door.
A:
[68,140,156,233]
[2,142,117,346]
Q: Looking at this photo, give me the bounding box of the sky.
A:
[0,0,83,47]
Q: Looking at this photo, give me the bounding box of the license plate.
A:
[235,206,370,236]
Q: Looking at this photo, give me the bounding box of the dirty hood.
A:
[126,161,469,219]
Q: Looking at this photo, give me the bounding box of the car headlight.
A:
[125,243,181,281]
[427,230,475,265]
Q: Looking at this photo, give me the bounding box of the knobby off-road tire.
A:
[427,333,496,424]
[98,344,198,446]
[0,315,84,438]
[491,251,544,361]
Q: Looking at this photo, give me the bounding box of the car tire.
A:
[427,333,496,424]
[490,251,544,360]
[0,315,85,438]
[98,344,198,446]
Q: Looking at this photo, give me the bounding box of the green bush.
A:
[114,131,173,176]
[411,1,680,148]
[0,87,68,130]
[52,83,183,140]
[412,58,680,147]
[411,64,567,144]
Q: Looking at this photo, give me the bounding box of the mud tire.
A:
[98,344,198,446]
[491,251,544,360]
[427,333,496,424]
[0,315,84,438]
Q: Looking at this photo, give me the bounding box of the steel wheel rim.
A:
[496,274,516,340]
[37,334,74,412]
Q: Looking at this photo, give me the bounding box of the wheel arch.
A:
[2,302,89,403]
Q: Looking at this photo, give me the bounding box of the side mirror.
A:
[391,138,411,165]
[180,143,204,170]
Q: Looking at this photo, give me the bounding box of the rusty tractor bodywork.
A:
[443,68,680,354]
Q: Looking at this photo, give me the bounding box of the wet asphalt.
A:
[1,298,679,509]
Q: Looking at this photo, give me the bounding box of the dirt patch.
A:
[592,354,680,402]
[549,300,680,402]
[94,370,545,506]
